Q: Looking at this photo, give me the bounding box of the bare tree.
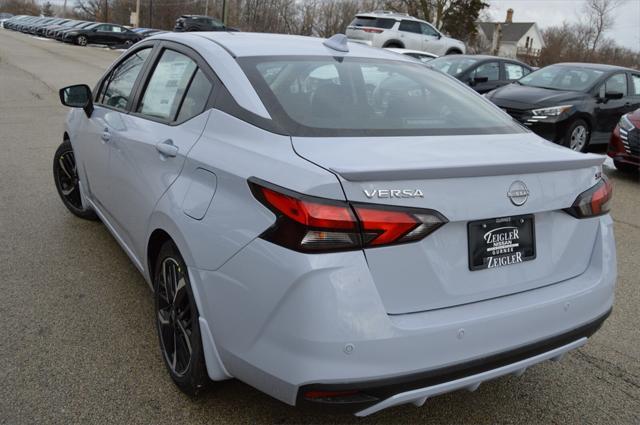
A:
[583,0,625,59]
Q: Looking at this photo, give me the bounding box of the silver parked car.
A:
[346,10,465,55]
[55,32,615,416]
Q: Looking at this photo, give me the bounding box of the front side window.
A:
[430,56,479,76]
[100,48,151,110]
[631,74,640,96]
[137,50,198,121]
[505,63,525,80]
[239,56,524,137]
[473,62,500,81]
[602,73,627,96]
[420,23,439,37]
[519,65,603,92]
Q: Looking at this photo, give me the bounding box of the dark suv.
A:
[173,15,235,32]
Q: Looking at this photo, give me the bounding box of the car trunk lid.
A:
[292,133,605,314]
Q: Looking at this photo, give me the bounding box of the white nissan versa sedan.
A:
[54,32,616,416]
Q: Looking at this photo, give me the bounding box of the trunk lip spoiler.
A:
[332,155,605,182]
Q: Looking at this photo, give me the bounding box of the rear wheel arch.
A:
[383,40,404,48]
[147,228,173,283]
[445,48,462,55]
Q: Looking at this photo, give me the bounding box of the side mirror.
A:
[59,84,93,117]
[472,76,489,85]
[605,91,624,100]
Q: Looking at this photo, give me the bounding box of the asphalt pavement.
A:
[0,28,638,424]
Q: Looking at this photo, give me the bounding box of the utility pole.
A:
[62,0,67,17]
[135,0,140,27]
[149,0,153,28]
[104,0,108,22]
[222,0,229,24]
[204,0,208,16]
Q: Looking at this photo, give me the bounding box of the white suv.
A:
[346,11,465,56]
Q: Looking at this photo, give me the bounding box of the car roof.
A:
[356,11,423,22]
[165,32,418,61]
[552,62,635,73]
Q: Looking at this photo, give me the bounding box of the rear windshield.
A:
[350,16,396,29]
[518,65,604,92]
[429,56,479,76]
[238,56,523,137]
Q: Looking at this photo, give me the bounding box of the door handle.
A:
[156,139,178,157]
[101,128,111,143]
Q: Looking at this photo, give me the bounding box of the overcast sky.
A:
[487,0,640,51]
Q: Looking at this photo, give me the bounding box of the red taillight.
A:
[362,28,383,33]
[564,175,613,218]
[250,179,447,253]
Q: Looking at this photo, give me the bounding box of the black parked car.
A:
[429,55,533,94]
[62,23,141,47]
[485,63,640,152]
[173,15,236,32]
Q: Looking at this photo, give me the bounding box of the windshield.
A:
[239,56,523,137]
[429,56,479,76]
[518,65,604,91]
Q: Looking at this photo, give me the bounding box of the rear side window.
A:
[138,50,197,121]
[350,16,395,29]
[176,70,213,122]
[100,48,151,110]
[399,20,421,34]
[136,49,214,123]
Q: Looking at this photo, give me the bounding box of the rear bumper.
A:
[299,309,610,415]
[190,215,616,412]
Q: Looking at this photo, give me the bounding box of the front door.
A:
[469,61,501,93]
[79,47,153,215]
[105,47,215,259]
[420,22,443,55]
[593,73,630,143]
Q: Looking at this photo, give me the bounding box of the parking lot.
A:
[0,28,639,424]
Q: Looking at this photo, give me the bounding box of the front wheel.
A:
[563,119,590,152]
[76,35,88,46]
[53,139,98,220]
[154,241,209,396]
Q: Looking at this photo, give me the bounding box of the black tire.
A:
[614,160,639,174]
[383,41,404,48]
[53,139,99,220]
[154,240,209,396]
[76,35,87,46]
[563,118,591,152]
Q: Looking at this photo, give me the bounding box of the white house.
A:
[476,9,545,59]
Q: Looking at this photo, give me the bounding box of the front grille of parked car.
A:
[620,128,640,156]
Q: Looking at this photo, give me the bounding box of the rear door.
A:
[397,20,423,50]
[104,43,216,259]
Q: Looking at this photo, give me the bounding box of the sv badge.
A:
[363,189,424,199]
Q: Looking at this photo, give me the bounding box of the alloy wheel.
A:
[570,125,588,151]
[156,257,193,377]
[55,150,83,210]
[77,35,87,46]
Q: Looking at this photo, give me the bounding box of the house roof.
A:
[478,22,536,43]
